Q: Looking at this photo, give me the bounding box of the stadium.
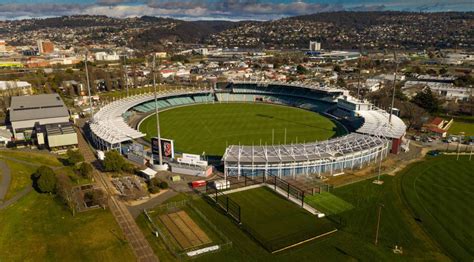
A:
[88,81,407,178]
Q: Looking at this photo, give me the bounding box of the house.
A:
[422,117,453,137]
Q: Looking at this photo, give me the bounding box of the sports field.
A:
[227,187,336,252]
[304,192,354,215]
[401,155,474,261]
[140,103,345,156]
[448,116,474,136]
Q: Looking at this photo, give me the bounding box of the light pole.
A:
[375,203,384,246]
[389,50,398,125]
[152,54,163,167]
[122,48,129,97]
[84,51,93,119]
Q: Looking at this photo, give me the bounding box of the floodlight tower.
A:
[152,54,164,167]
[388,50,398,124]
[122,47,129,97]
[84,51,94,119]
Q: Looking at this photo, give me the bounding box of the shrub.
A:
[159,181,169,189]
[103,150,126,172]
[78,162,93,179]
[66,149,84,166]
[148,185,160,194]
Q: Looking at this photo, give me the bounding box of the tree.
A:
[439,68,448,75]
[399,101,429,130]
[333,64,341,73]
[66,149,84,166]
[84,189,106,207]
[411,88,441,113]
[336,78,347,88]
[296,64,308,74]
[103,150,126,172]
[159,181,169,189]
[32,166,57,193]
[56,173,75,215]
[78,162,93,179]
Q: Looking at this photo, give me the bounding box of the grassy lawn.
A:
[0,150,63,167]
[228,187,336,252]
[140,103,344,156]
[0,150,90,200]
[304,192,354,215]
[0,191,134,261]
[448,117,474,136]
[2,159,37,200]
[400,155,474,261]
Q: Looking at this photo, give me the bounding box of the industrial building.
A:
[9,94,78,149]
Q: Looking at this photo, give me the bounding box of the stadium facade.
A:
[89,81,406,178]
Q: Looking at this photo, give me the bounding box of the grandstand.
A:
[222,133,389,178]
[89,89,214,150]
[89,81,406,177]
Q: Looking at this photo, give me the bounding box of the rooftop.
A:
[10,94,69,122]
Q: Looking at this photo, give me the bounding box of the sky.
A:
[0,0,472,21]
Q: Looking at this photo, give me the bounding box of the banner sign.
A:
[151,137,175,159]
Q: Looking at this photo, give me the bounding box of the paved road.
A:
[0,186,32,210]
[76,125,158,262]
[0,160,11,202]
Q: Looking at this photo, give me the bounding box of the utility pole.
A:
[375,203,384,246]
[84,51,93,119]
[389,50,398,124]
[152,54,163,166]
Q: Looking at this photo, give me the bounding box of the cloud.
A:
[0,0,472,20]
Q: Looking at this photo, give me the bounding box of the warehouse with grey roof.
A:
[9,94,77,149]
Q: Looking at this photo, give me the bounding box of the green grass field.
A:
[140,103,344,156]
[138,158,471,261]
[304,192,354,215]
[448,116,474,136]
[401,155,474,261]
[0,191,134,261]
[227,187,336,252]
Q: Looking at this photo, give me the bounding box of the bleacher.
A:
[215,92,333,113]
[193,94,215,103]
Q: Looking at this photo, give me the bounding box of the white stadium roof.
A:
[355,109,406,139]
[90,89,212,145]
[223,133,386,164]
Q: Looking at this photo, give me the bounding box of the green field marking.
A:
[227,187,336,252]
[401,155,474,261]
[0,191,134,261]
[304,192,354,215]
[140,103,345,156]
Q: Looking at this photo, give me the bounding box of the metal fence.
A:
[206,186,241,224]
[266,174,305,207]
[143,199,232,260]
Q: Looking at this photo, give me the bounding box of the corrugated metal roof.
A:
[10,94,69,122]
